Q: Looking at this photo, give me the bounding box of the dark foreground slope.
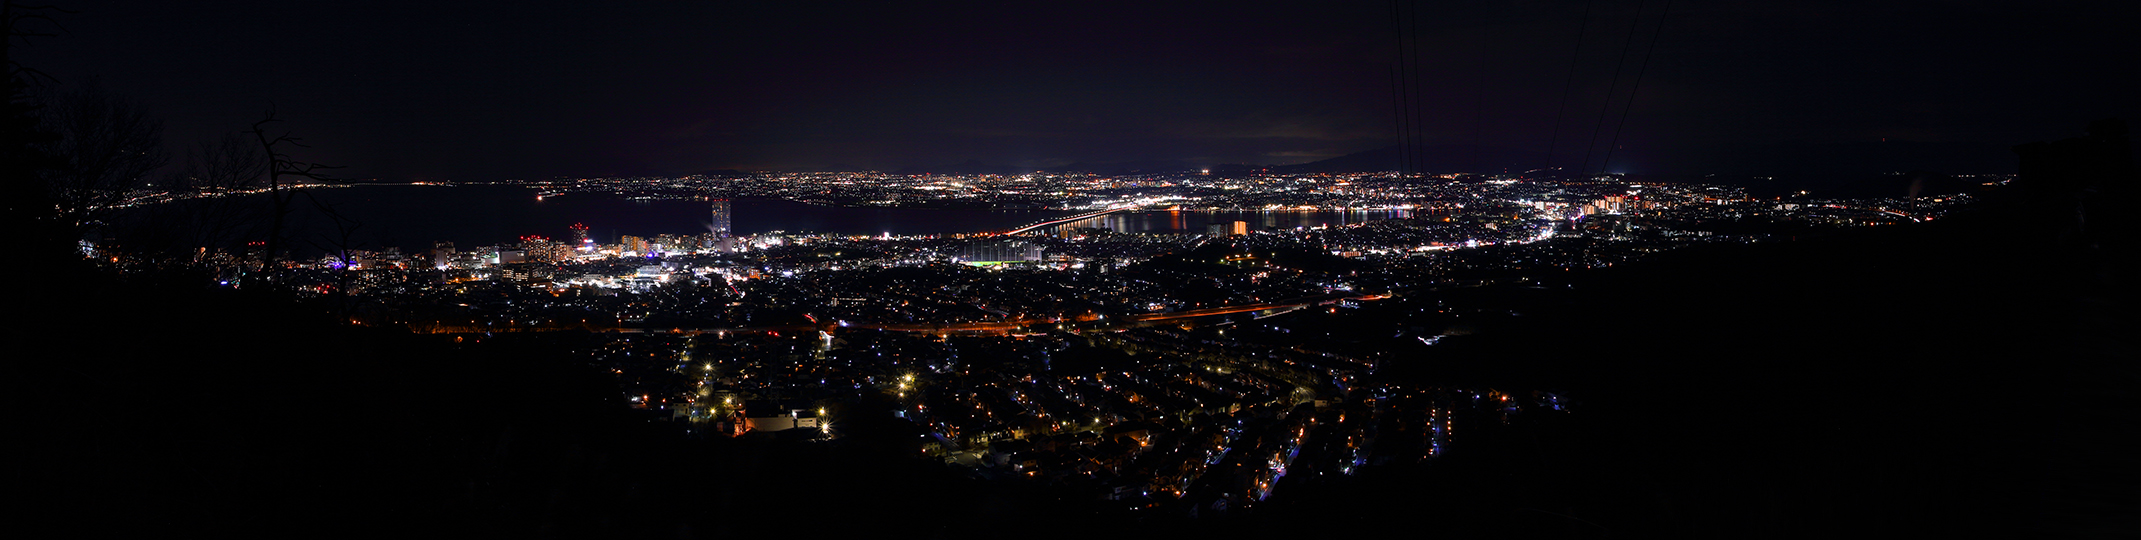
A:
[13,270,1066,538]
[1252,136,2136,537]
[16,125,2136,538]
[22,192,2130,540]
[18,199,2135,540]
[1190,125,2138,539]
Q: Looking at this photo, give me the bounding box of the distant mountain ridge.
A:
[800,138,2052,179]
[890,159,1204,176]
[886,145,1541,176]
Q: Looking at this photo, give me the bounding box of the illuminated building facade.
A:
[710,199,732,238]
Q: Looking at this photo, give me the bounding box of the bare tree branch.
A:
[300,189,366,320]
[246,106,343,277]
[151,131,271,254]
[33,79,167,231]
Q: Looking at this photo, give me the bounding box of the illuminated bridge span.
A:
[1002,206,1141,235]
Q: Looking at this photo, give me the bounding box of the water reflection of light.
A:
[1041,208,1414,234]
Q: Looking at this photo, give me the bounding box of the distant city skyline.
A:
[17,2,2126,529]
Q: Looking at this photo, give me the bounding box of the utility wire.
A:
[1471,14,1488,173]
[1390,0,1414,174]
[1407,0,1429,175]
[1543,0,1596,173]
[1579,0,1647,178]
[1390,62,1412,175]
[1599,0,1672,177]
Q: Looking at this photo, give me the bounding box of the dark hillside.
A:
[15,269,1045,538]
[18,122,2133,538]
[1258,125,2138,538]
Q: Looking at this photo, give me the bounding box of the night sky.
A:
[17,0,2138,180]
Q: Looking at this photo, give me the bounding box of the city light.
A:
[99,167,1987,517]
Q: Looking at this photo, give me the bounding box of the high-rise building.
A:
[432,241,455,269]
[521,236,571,263]
[959,240,1043,265]
[710,199,732,238]
[1208,221,1249,236]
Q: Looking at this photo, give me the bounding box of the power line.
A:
[1390,0,1414,174]
[1579,0,1647,178]
[1599,0,1672,176]
[1406,0,1429,175]
[1471,12,1489,173]
[1390,62,1412,175]
[1543,0,1596,172]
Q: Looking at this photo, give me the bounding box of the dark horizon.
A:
[15,2,2137,533]
[14,1,2137,181]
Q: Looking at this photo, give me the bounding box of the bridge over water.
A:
[1001,206,1142,235]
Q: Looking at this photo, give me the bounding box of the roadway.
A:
[1001,206,1142,235]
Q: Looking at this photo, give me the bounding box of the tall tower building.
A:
[710,199,732,238]
[432,241,455,269]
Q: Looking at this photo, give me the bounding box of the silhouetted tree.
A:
[32,79,166,247]
[4,2,69,257]
[111,128,279,266]
[106,111,356,284]
[302,192,365,319]
[165,131,270,255]
[246,107,341,278]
